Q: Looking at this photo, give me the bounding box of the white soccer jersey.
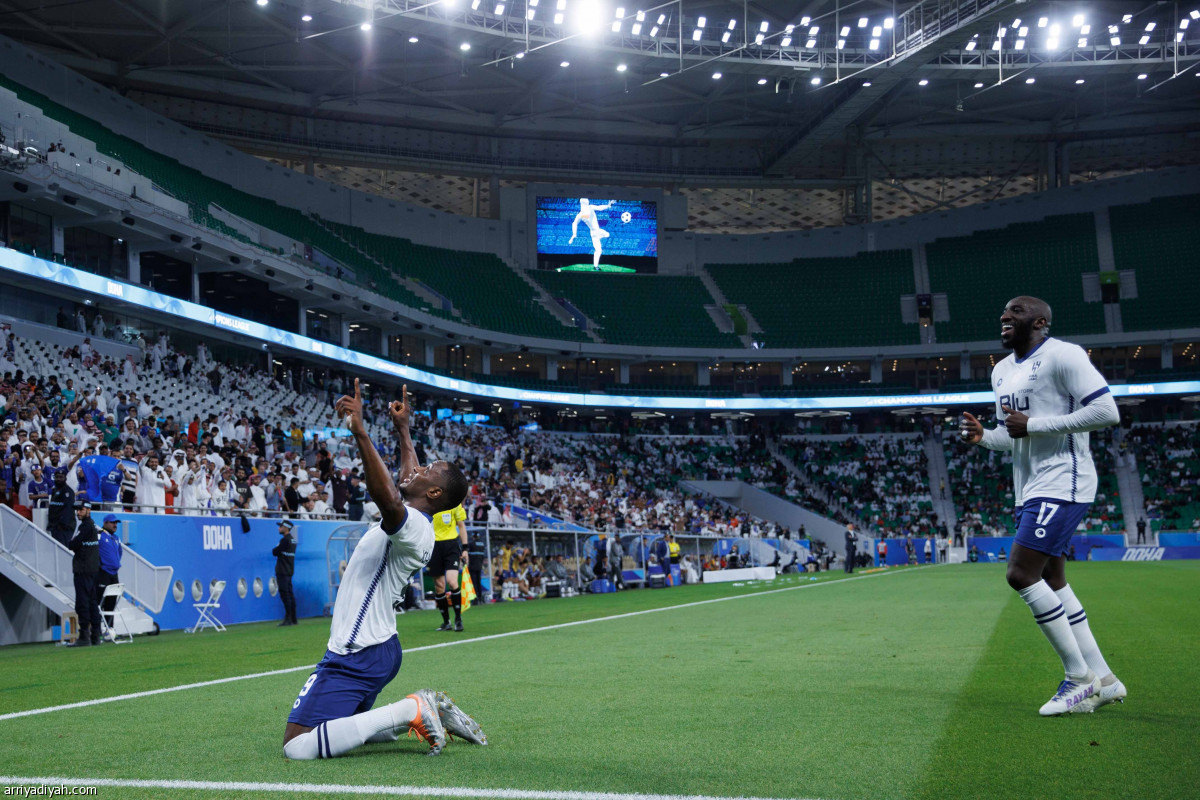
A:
[989,337,1112,506]
[327,506,434,655]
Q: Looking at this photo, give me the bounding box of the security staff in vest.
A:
[97,514,123,622]
[430,503,468,632]
[467,532,487,605]
[47,469,78,547]
[272,519,297,626]
[667,533,681,585]
[67,501,101,646]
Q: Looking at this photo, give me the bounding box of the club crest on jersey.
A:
[998,394,1029,412]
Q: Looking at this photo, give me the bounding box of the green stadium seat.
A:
[1109,193,1200,333]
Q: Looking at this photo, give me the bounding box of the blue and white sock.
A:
[282,698,417,760]
[1056,584,1113,681]
[1018,580,1089,678]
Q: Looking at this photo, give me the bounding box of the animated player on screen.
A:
[568,198,615,270]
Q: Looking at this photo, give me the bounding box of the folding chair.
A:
[186,580,227,633]
[98,583,132,644]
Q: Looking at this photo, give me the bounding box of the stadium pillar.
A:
[480,352,491,375]
[297,304,307,336]
[488,175,500,219]
[698,367,710,386]
[1162,343,1173,370]
[870,357,883,384]
[546,358,557,380]
[619,361,630,383]
[423,341,435,366]
[191,270,200,304]
[51,224,64,255]
[126,247,141,285]
[960,352,971,381]
[782,362,794,386]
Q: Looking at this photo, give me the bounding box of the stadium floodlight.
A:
[727,18,735,29]
[809,25,818,34]
[760,21,769,32]
[1038,17,1048,27]
[862,80,872,86]
[974,81,984,87]
[1077,37,1087,46]
[781,35,792,45]
[992,38,1001,49]
[1015,38,1025,49]
[554,12,563,23]
[869,38,879,49]
[721,30,730,42]
[1110,35,1120,44]
[301,14,312,22]
[872,25,882,36]
[1122,14,1133,23]
[1049,23,1061,35]
[616,62,627,71]
[656,13,664,23]
[712,72,721,79]
[460,41,471,50]
[660,71,669,77]
[1108,24,1118,33]
[255,0,267,6]
[801,16,810,25]
[1193,10,1200,20]
[1145,22,1156,31]
[918,78,929,85]
[649,24,658,35]
[1012,18,1021,28]
[614,7,623,17]
[1080,24,1090,34]
[1025,77,1035,83]
[965,39,977,50]
[858,17,868,27]
[840,25,850,36]
[1182,19,1190,28]
[515,50,524,57]
[1046,36,1059,49]
[1073,14,1085,27]
[757,77,768,85]
[495,2,504,14]
[1076,78,1085,84]
[630,22,640,32]
[1139,34,1149,44]
[560,60,569,66]
[612,20,621,31]
[1179,31,1186,41]
[528,9,536,19]
[360,21,372,30]
[884,17,893,29]
[1137,73,1148,79]
[408,35,419,42]
[692,28,701,40]
[557,0,565,8]
[807,38,817,47]
[697,16,705,27]
[810,76,821,85]
[998,26,1007,37]
[755,33,764,44]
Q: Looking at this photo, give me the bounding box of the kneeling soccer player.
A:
[282,381,487,759]
[960,296,1126,716]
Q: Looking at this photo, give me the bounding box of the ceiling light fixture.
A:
[301,14,312,22]
[616,63,627,71]
[757,77,768,85]
[918,78,929,86]
[460,41,471,50]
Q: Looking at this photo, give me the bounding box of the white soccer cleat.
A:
[1090,677,1127,709]
[1039,671,1100,716]
[434,690,488,745]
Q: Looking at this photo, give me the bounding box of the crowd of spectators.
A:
[1130,423,1200,531]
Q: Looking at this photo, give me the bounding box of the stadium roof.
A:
[0,0,1198,183]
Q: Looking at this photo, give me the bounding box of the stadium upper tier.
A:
[707,250,915,348]
[1110,193,1200,334]
[530,271,741,349]
[926,213,1106,343]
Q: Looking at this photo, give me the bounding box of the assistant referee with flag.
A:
[430,502,468,632]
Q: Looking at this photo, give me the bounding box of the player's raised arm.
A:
[338,378,406,532]
[388,385,421,485]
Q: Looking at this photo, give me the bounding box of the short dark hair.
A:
[436,461,469,512]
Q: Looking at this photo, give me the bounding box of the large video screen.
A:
[536,196,657,271]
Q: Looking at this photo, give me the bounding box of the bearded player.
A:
[960,296,1126,716]
[281,380,487,759]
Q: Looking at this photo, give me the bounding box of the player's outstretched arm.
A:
[595,202,613,210]
[338,378,406,532]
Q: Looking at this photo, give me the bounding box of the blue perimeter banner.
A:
[4,246,1199,411]
[1089,546,1200,561]
[121,512,366,631]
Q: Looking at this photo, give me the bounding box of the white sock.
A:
[1018,580,1089,678]
[1056,584,1113,680]
[282,698,417,760]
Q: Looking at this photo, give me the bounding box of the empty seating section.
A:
[926,213,1104,342]
[707,250,915,348]
[0,77,587,339]
[1109,193,1200,333]
[531,272,741,348]
[320,222,587,341]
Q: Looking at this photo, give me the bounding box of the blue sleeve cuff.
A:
[1080,386,1111,406]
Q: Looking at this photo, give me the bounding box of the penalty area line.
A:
[0,566,923,723]
[0,775,824,800]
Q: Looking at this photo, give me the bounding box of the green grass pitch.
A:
[0,562,1197,800]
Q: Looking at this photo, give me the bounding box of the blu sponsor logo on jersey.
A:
[203,524,234,551]
[998,393,1030,412]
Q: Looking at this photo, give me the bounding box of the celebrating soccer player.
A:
[280,380,487,759]
[960,296,1126,716]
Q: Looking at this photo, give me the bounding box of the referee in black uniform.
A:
[67,501,101,647]
[273,519,297,626]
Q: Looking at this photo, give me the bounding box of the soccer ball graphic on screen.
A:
[621,211,632,223]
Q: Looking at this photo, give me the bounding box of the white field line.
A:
[0,775,822,800]
[0,567,920,723]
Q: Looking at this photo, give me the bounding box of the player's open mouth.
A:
[1001,324,1014,332]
